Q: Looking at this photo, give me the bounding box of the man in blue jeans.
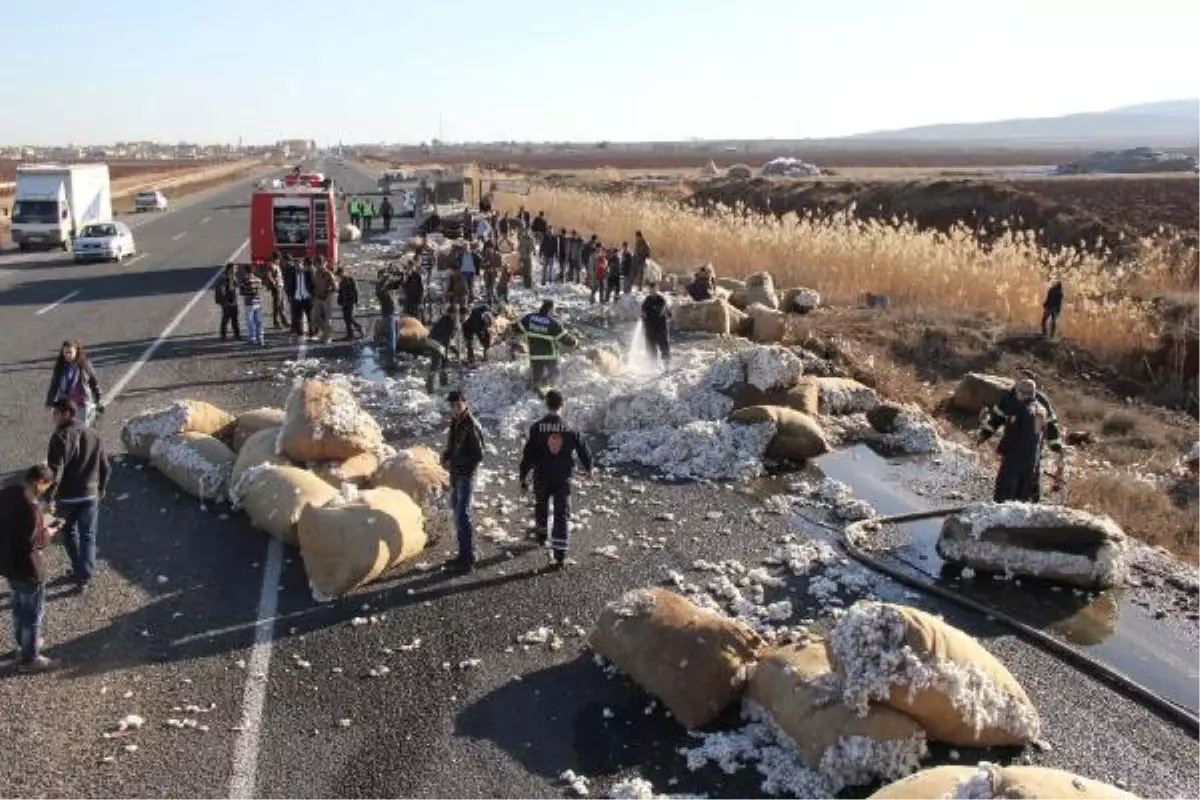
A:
[46,399,110,594]
[440,390,485,573]
[0,464,59,671]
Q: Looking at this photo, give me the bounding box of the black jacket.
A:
[376,274,398,316]
[980,390,1063,466]
[215,275,239,308]
[531,215,548,235]
[641,294,671,331]
[1043,284,1064,312]
[283,264,315,300]
[380,199,394,218]
[338,275,359,307]
[463,305,493,337]
[48,421,110,501]
[540,234,557,259]
[46,357,101,408]
[0,484,44,583]
[443,411,485,476]
[403,271,424,302]
[519,413,593,485]
[429,314,457,348]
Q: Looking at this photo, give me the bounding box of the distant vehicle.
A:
[134,190,169,212]
[285,171,326,188]
[246,185,338,267]
[73,221,136,263]
[9,164,113,251]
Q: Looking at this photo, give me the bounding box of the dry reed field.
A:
[496,185,1200,557]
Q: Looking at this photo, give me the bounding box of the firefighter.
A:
[513,299,577,389]
[422,305,461,393]
[518,389,594,569]
[362,199,376,233]
[349,198,361,229]
[977,377,1065,504]
[462,302,494,364]
[640,281,671,370]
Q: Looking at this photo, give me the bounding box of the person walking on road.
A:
[336,267,364,340]
[284,256,315,337]
[1041,280,1064,338]
[349,198,362,229]
[263,254,290,330]
[977,377,1065,504]
[311,257,338,344]
[46,340,103,427]
[238,264,265,346]
[441,390,485,574]
[459,244,479,302]
[362,199,376,234]
[215,262,242,341]
[0,464,59,672]
[640,281,672,370]
[46,399,109,594]
[380,196,394,232]
[518,389,593,569]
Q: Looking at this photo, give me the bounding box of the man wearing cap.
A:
[518,389,593,569]
[513,299,577,390]
[441,391,485,573]
[977,377,1065,503]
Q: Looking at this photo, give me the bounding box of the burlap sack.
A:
[781,287,821,314]
[717,277,748,309]
[747,638,926,772]
[230,426,289,501]
[298,487,428,598]
[313,451,383,489]
[731,405,830,460]
[371,446,449,506]
[746,303,787,343]
[397,316,429,352]
[278,379,384,464]
[730,378,819,415]
[674,298,737,335]
[122,399,235,459]
[149,432,235,500]
[815,377,879,415]
[830,602,1040,747]
[583,346,623,376]
[232,407,286,451]
[950,373,1013,414]
[870,765,1139,800]
[744,272,779,310]
[938,502,1129,590]
[239,465,338,546]
[588,588,765,729]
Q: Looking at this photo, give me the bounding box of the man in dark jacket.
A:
[422,306,461,393]
[518,390,593,568]
[336,268,363,340]
[640,282,672,370]
[402,266,425,320]
[379,197,394,232]
[1041,280,1064,338]
[539,228,558,285]
[978,378,1065,503]
[283,257,315,337]
[0,464,58,671]
[376,267,401,364]
[47,399,110,593]
[514,299,577,389]
[441,391,485,572]
[461,302,494,364]
[530,210,548,236]
[215,262,241,340]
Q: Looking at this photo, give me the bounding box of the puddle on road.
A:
[357,342,389,382]
[811,444,1200,716]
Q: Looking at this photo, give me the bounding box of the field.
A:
[382,142,1194,557]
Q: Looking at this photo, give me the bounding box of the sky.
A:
[4,0,1199,146]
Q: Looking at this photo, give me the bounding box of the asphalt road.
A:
[0,159,1195,800]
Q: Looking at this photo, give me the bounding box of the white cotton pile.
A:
[605,421,776,481]
[606,777,706,800]
[789,477,877,522]
[351,370,448,434]
[763,537,877,606]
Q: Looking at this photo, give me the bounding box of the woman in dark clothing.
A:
[46,340,103,426]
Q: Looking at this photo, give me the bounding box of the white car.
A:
[134,190,169,212]
[73,221,137,263]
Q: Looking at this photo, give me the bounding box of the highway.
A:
[0,159,1195,799]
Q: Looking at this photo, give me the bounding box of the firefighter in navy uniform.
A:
[518,389,593,569]
[513,299,577,389]
[977,377,1065,503]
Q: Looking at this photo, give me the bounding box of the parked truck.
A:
[9,164,113,251]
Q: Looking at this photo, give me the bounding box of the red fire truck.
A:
[284,171,325,188]
[247,185,338,266]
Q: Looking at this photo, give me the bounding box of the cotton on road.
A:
[0,160,1194,800]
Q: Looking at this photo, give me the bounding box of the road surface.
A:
[0,159,1194,800]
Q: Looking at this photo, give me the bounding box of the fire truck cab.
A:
[248,186,338,266]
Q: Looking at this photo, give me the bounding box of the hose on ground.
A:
[841,508,1200,736]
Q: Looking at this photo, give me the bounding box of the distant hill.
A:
[847,99,1199,148]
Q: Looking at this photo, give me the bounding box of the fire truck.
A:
[247,184,338,266]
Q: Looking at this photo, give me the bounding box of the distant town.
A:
[0,139,319,162]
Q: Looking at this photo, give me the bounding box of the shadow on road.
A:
[0,264,219,308]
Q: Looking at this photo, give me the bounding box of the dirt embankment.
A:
[690,176,1200,256]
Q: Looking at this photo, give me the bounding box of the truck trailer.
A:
[9,163,113,251]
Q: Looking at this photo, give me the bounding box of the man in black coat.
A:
[441,391,485,573]
[640,282,672,370]
[215,262,241,340]
[518,390,593,569]
[47,399,110,593]
[0,465,58,671]
[282,256,316,337]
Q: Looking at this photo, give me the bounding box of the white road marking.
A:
[103,238,249,404]
[229,333,306,800]
[35,290,81,315]
[201,216,212,224]
[124,254,147,267]
[171,231,188,242]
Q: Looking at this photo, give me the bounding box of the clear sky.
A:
[5,0,1198,146]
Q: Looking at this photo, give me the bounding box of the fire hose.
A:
[839,507,1200,735]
